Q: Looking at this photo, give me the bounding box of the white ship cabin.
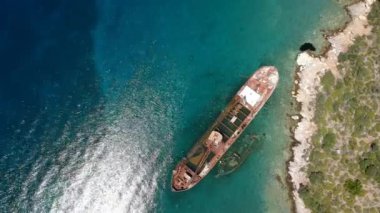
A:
[238,86,261,108]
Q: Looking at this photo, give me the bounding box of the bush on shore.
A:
[322,132,336,150]
[343,179,363,196]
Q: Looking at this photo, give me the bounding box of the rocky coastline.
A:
[287,0,376,212]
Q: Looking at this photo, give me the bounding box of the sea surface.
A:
[0,0,346,212]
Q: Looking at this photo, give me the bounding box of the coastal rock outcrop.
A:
[288,0,376,212]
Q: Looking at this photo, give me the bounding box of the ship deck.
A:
[185,100,252,173]
[172,66,279,191]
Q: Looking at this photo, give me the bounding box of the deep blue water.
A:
[0,0,344,212]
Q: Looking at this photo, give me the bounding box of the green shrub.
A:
[353,105,375,134]
[359,158,372,170]
[322,132,336,150]
[368,1,380,26]
[321,71,335,92]
[343,179,363,195]
[360,145,380,184]
[349,139,357,150]
[309,171,324,184]
[315,93,327,122]
[365,165,378,177]
[373,123,380,132]
[299,185,329,212]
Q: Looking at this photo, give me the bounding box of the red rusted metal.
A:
[172,66,279,192]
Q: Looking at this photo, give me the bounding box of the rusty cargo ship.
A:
[171,66,279,192]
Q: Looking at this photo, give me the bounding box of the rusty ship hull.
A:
[171,66,279,192]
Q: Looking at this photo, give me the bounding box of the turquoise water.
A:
[0,0,346,212]
[92,0,345,212]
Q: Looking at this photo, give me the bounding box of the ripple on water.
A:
[20,67,184,212]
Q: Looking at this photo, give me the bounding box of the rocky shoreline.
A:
[287,0,376,212]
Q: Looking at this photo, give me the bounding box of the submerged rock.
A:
[299,42,316,52]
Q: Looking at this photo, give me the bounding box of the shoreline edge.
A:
[287,0,376,212]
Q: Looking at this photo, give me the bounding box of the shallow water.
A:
[0,0,346,212]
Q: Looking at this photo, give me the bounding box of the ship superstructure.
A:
[171,66,279,192]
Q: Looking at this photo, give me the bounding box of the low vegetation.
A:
[299,1,380,212]
[359,141,380,183]
[322,132,337,150]
[344,179,363,196]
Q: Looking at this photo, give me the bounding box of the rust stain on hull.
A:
[172,66,279,192]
